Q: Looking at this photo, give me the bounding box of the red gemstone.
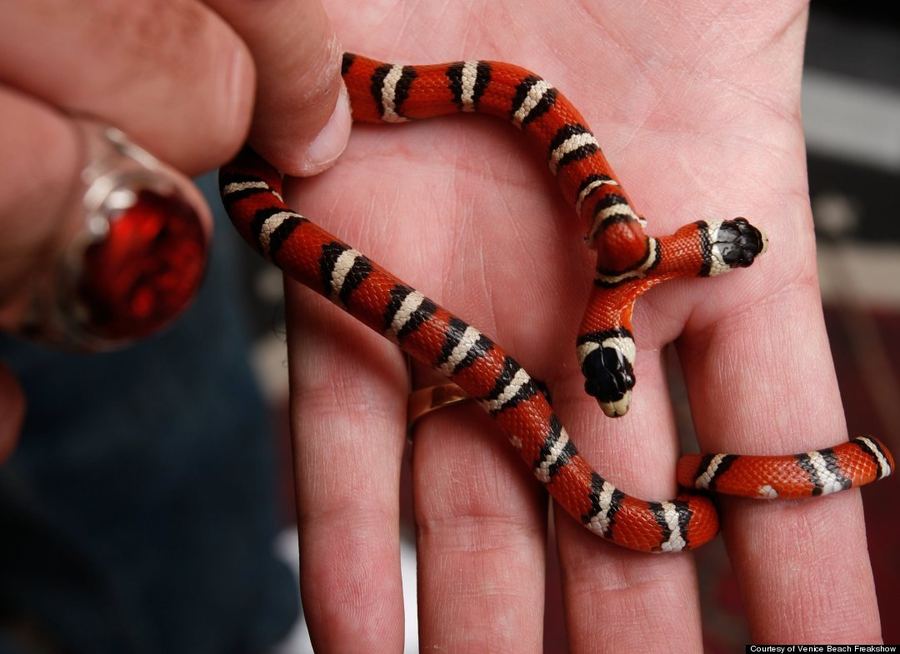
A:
[78,189,207,342]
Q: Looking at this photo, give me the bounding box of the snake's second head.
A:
[578,330,636,418]
[707,217,768,273]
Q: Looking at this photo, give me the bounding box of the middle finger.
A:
[412,368,548,651]
[555,348,704,652]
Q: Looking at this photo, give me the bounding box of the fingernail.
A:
[299,83,352,176]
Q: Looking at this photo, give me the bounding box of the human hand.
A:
[283,0,883,649]
[0,0,352,461]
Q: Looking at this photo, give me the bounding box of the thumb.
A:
[207,0,351,176]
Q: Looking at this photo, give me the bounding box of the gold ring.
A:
[407,382,472,431]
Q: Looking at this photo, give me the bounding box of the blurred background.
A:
[1,2,897,652]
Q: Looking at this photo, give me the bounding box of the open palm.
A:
[282,0,882,649]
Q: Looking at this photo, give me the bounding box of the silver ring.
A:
[21,119,211,350]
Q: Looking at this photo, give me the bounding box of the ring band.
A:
[407,382,472,431]
[22,119,210,350]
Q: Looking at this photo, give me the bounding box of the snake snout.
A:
[582,345,635,417]
[716,217,767,267]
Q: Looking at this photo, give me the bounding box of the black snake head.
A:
[714,217,768,268]
[581,343,636,418]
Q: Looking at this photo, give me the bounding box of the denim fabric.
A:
[0,174,298,654]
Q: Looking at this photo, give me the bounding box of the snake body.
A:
[220,54,894,553]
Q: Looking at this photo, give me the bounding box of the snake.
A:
[219,54,895,553]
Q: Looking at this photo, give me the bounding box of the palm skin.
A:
[282,1,884,650]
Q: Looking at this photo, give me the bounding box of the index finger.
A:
[0,0,255,174]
